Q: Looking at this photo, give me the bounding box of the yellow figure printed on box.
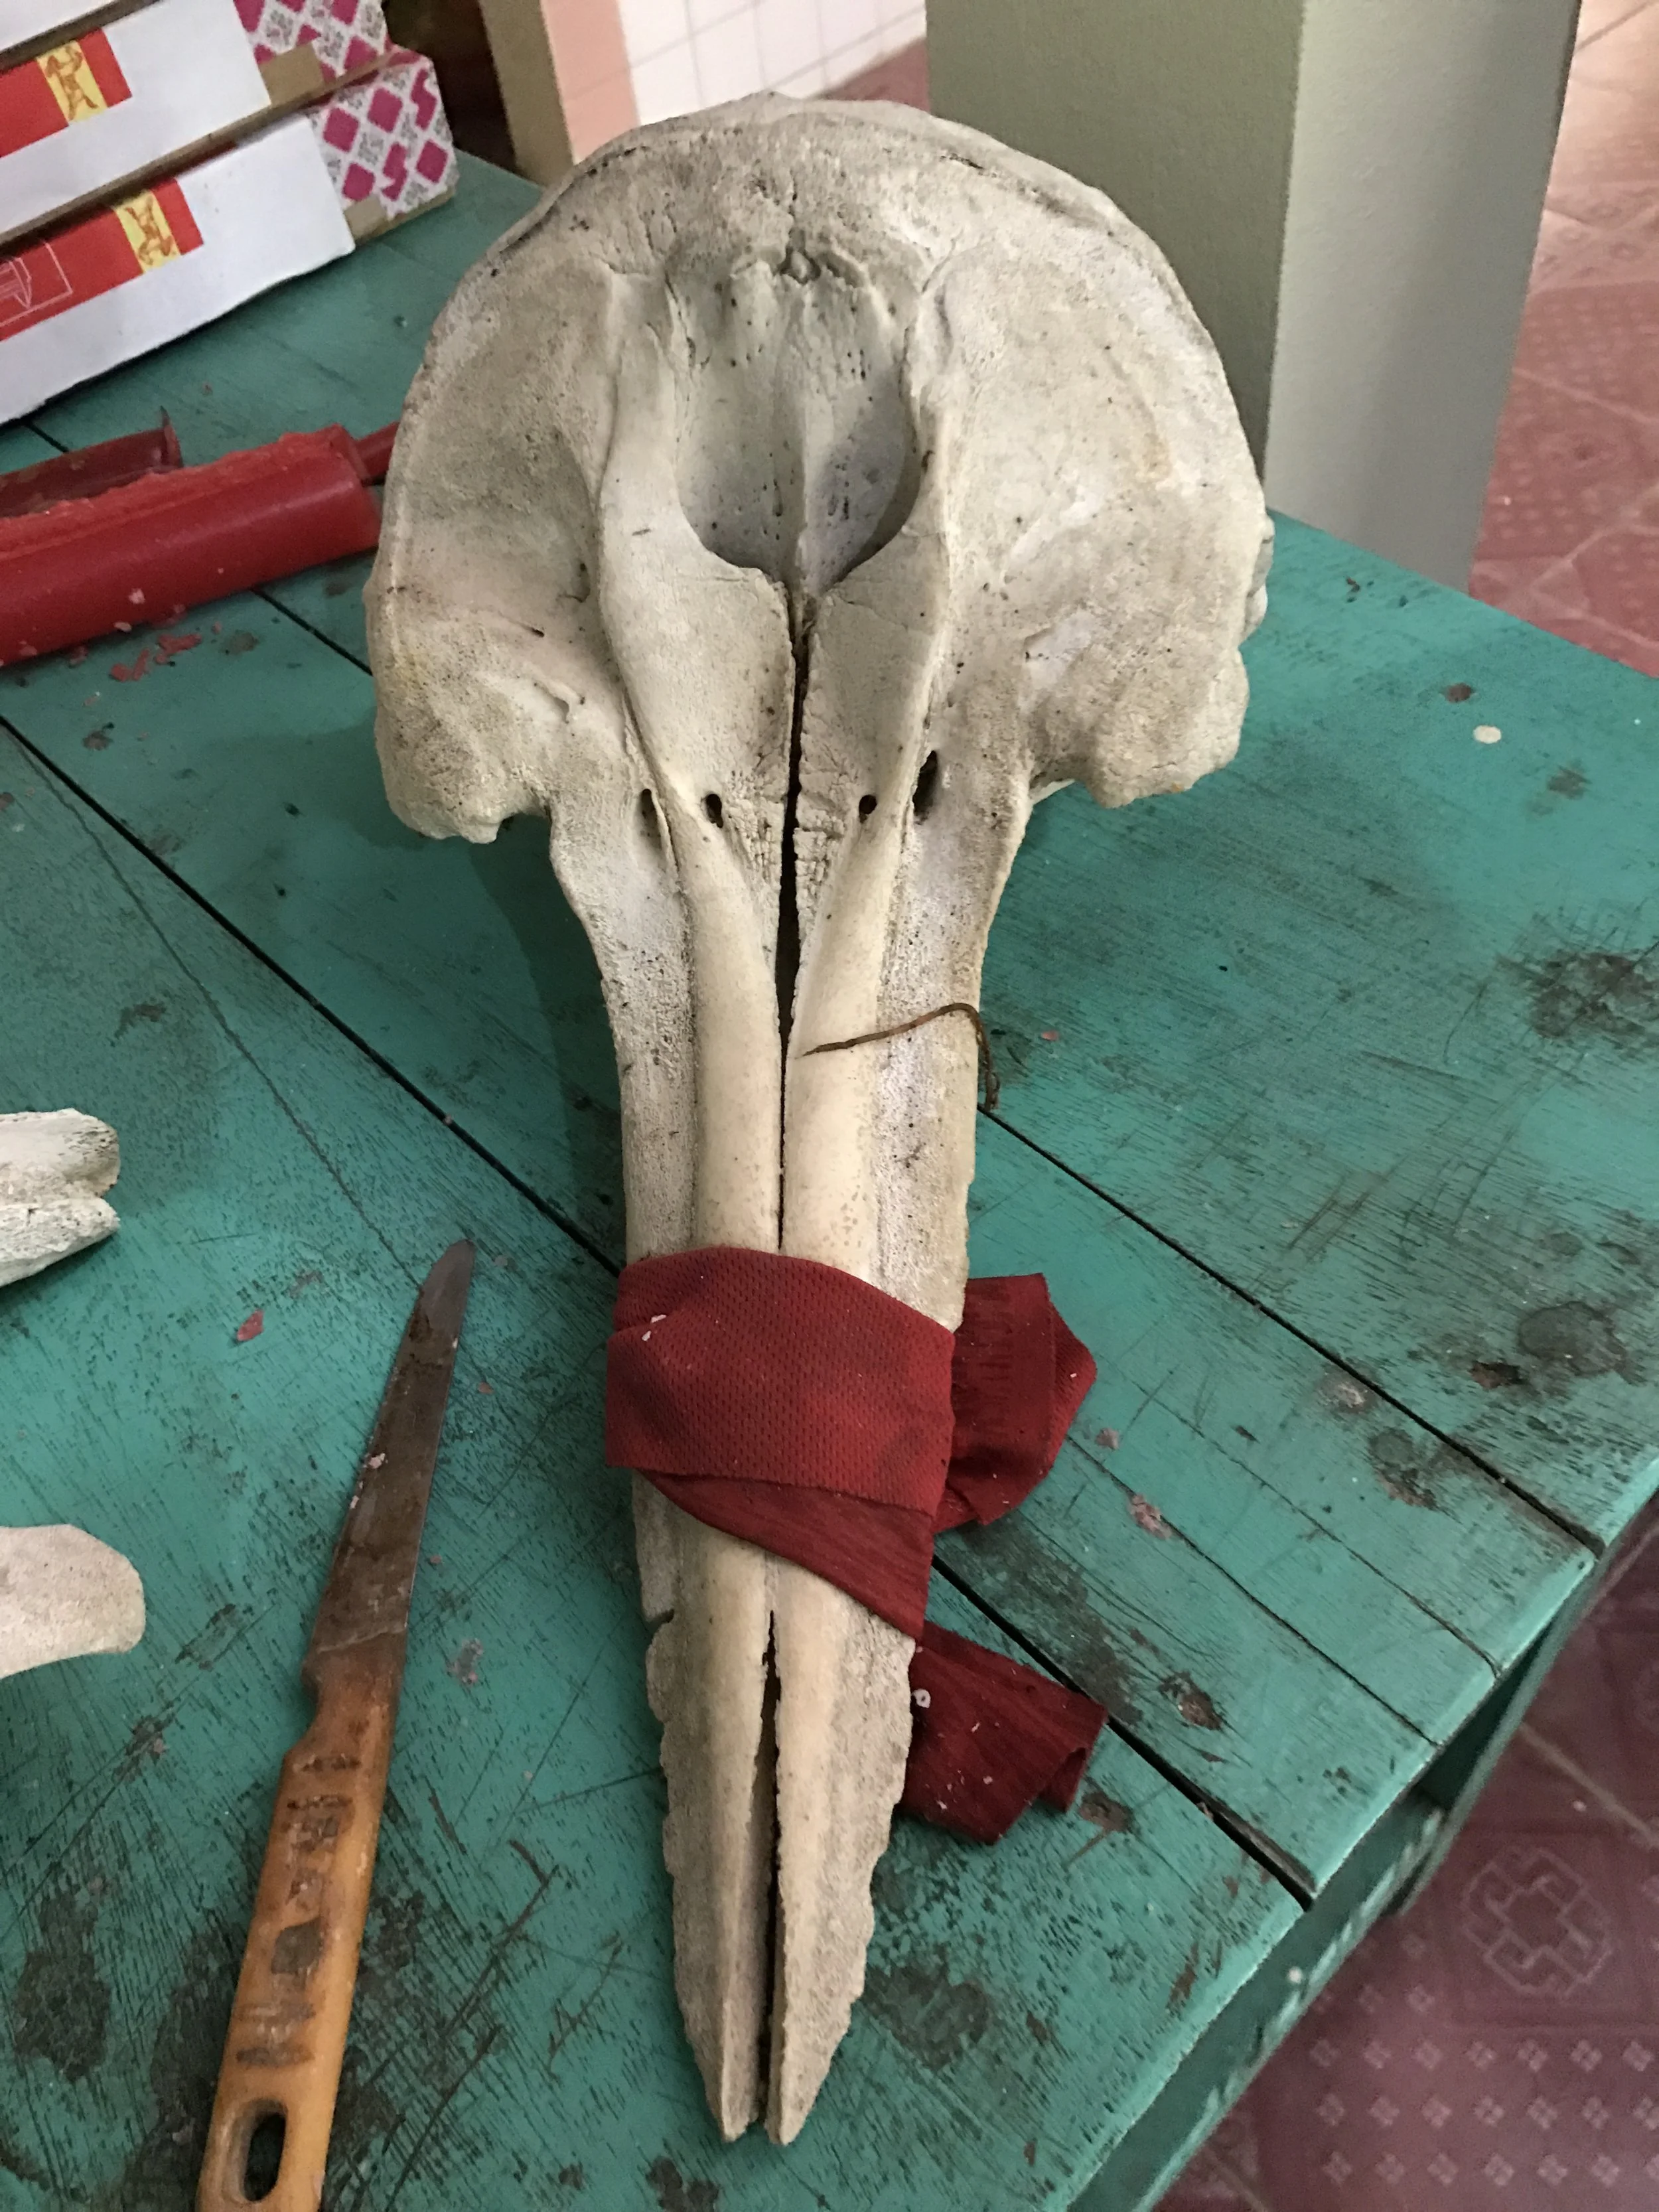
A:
[113,188,186,271]
[39,40,115,123]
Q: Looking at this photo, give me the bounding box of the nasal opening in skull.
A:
[672,255,923,615]
[912,750,940,818]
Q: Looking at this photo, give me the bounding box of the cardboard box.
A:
[1,0,148,71]
[311,48,455,241]
[0,115,352,419]
[0,0,389,249]
[0,50,455,421]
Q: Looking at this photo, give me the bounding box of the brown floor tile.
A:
[1467,555,1574,619]
[1577,0,1654,42]
[1222,1730,1659,2208]
[1520,601,1659,678]
[1540,486,1659,641]
[1473,372,1659,563]
[1528,200,1659,291]
[1548,81,1659,220]
[830,38,928,108]
[1512,281,1659,417]
[1575,0,1659,91]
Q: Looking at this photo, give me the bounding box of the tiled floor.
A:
[829,36,928,106]
[1157,1508,1659,2211]
[1467,0,1659,676]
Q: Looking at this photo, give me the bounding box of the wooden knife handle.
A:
[198,1655,396,2211]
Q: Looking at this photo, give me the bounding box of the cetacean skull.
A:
[369,93,1270,2142]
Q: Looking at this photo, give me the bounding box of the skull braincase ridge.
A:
[370,93,1269,2142]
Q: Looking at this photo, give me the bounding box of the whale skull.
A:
[368,94,1269,2142]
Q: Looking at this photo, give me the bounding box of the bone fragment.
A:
[0,1525,145,1680]
[369,95,1269,2138]
[0,1108,120,1288]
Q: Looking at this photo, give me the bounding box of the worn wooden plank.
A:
[0,732,1299,2210]
[1079,1785,1442,2211]
[0,424,58,473]
[2,599,626,1251]
[944,1142,1590,1884]
[979,530,1659,1549]
[2,595,1593,1886]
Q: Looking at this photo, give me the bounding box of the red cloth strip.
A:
[941,1273,1097,1530]
[608,1247,1106,1840]
[609,1246,957,1511]
[903,1624,1109,1844]
[644,1475,938,1639]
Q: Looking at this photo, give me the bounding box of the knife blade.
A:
[198,1240,474,2212]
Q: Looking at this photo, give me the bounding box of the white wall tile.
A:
[825,25,883,78]
[618,0,691,64]
[755,0,822,80]
[622,0,921,121]
[821,0,882,50]
[631,38,703,119]
[693,8,764,100]
[776,57,829,96]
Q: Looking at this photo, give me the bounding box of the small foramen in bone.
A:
[369,95,1269,2141]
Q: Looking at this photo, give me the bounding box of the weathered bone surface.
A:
[1,1115,142,1683]
[1,1108,120,1288]
[368,95,1269,2140]
[0,1525,145,1680]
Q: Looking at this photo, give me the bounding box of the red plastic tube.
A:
[354,421,398,481]
[0,419,182,521]
[0,425,384,666]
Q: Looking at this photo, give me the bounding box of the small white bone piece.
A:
[0,1525,145,1680]
[370,96,1269,2140]
[0,1108,120,1288]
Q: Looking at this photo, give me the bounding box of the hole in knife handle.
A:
[240,2106,287,2201]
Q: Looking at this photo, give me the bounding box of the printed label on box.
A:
[309,48,453,228]
[0,177,200,333]
[236,0,386,82]
[0,0,268,242]
[0,31,131,155]
[0,0,391,250]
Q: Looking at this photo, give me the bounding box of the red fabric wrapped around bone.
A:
[607,1248,1106,1843]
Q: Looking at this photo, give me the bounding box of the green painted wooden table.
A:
[3,157,1657,2211]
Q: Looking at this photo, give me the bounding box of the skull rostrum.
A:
[369,95,1269,2143]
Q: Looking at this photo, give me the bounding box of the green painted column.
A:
[928,0,1579,587]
